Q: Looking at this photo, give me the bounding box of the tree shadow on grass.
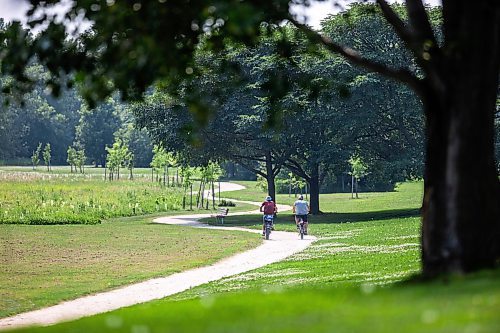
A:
[203,208,421,226]
[314,208,421,224]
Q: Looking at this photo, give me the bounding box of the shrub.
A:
[218,200,236,207]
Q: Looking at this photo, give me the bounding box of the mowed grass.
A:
[0,167,260,317]
[0,215,261,318]
[6,181,500,332]
[15,269,500,333]
[187,182,424,297]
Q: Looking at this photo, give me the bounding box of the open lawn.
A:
[4,180,500,332]
[0,168,259,317]
[15,269,500,333]
[0,215,260,318]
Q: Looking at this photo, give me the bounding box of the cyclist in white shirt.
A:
[293,194,310,235]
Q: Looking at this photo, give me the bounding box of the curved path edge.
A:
[0,182,316,331]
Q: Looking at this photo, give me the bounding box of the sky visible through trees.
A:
[0,0,442,30]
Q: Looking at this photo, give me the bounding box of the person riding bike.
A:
[293,194,310,235]
[260,196,277,236]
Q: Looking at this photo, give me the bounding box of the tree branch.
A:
[287,16,423,95]
[235,160,266,178]
[284,158,311,181]
[376,0,413,46]
[406,0,438,46]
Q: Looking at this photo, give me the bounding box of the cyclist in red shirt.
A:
[260,196,277,236]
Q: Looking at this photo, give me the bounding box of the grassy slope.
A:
[0,214,260,318]
[13,181,500,332]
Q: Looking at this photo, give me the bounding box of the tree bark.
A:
[308,163,321,214]
[265,151,277,202]
[421,1,500,276]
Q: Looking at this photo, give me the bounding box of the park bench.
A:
[212,208,229,224]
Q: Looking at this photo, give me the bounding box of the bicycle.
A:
[296,216,305,240]
[263,214,274,240]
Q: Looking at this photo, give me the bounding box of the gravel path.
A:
[0,182,316,330]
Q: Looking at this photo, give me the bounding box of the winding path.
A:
[0,182,316,330]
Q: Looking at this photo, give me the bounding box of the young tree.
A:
[105,138,129,180]
[66,146,77,173]
[180,164,195,210]
[76,148,86,174]
[31,142,42,170]
[348,155,368,199]
[42,143,51,172]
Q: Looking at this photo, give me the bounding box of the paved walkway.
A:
[0,183,316,330]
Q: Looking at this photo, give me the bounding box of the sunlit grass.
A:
[0,169,249,225]
[0,215,261,318]
[5,180,500,332]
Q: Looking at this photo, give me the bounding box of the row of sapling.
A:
[195,161,223,210]
[66,146,86,173]
[180,164,194,210]
[150,145,180,186]
[31,143,52,172]
[105,138,134,180]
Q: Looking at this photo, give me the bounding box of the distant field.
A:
[0,168,248,225]
[0,166,157,176]
[223,180,423,213]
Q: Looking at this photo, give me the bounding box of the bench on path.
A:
[212,208,229,224]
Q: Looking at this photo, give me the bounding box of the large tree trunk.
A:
[266,174,276,203]
[308,163,321,214]
[265,151,277,202]
[421,1,500,276]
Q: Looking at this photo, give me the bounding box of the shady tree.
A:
[0,0,498,277]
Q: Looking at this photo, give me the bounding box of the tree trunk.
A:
[351,174,354,199]
[421,1,500,276]
[266,174,276,203]
[182,188,186,210]
[212,181,216,209]
[190,184,193,210]
[308,163,320,214]
[265,151,277,202]
[196,181,202,208]
[166,166,169,187]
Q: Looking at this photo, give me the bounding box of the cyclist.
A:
[260,196,277,236]
[293,194,310,235]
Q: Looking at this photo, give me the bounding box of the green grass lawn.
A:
[5,180,500,332]
[0,214,261,318]
[0,168,260,317]
[15,269,500,333]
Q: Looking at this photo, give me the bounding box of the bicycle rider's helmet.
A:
[265,196,272,202]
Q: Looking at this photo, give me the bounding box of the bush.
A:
[218,200,236,207]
